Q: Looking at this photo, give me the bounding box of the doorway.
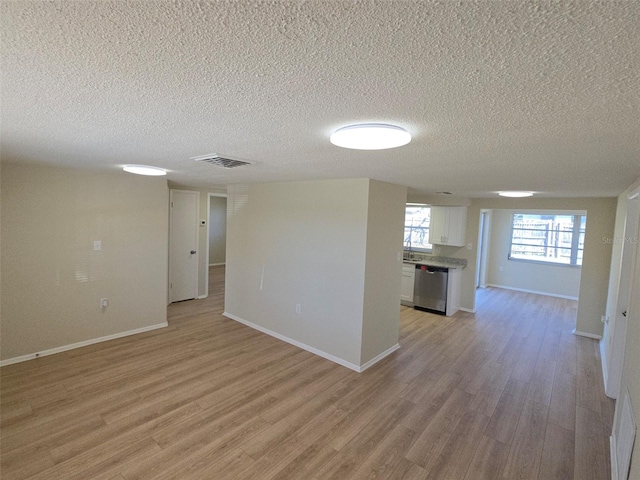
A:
[205,193,227,299]
[605,188,640,399]
[476,210,490,289]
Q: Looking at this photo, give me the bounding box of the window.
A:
[509,212,586,266]
[404,205,432,252]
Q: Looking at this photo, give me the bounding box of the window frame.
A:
[404,204,432,253]
[508,210,586,268]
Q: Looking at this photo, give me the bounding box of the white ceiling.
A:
[2,1,639,197]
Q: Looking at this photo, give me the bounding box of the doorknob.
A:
[190,250,196,254]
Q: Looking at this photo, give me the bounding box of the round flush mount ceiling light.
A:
[498,191,534,197]
[330,123,411,150]
[123,165,167,176]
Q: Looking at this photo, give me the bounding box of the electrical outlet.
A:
[499,266,504,272]
[295,304,301,314]
[100,298,109,309]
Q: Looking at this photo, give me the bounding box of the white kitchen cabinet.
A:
[429,206,467,247]
[401,263,415,306]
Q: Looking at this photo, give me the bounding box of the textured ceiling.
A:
[2,0,639,197]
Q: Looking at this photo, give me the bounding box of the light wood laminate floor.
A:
[1,266,614,479]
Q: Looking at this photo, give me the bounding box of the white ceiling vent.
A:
[192,154,252,169]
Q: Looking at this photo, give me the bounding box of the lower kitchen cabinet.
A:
[401,263,415,306]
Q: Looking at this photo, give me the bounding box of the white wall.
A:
[224,178,406,370]
[485,209,582,299]
[1,163,169,362]
[208,195,227,265]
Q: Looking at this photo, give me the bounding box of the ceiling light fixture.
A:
[498,191,534,197]
[330,123,411,150]
[123,165,167,176]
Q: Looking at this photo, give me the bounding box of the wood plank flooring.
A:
[1,266,615,479]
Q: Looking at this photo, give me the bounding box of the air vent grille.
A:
[192,154,251,169]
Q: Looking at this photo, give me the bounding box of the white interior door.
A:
[606,191,639,399]
[613,388,637,480]
[169,190,199,302]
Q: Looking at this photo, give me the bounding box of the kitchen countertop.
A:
[402,256,467,269]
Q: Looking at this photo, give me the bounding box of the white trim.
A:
[486,283,578,300]
[0,323,168,367]
[209,262,226,267]
[196,295,208,299]
[573,328,602,340]
[601,338,611,397]
[359,344,401,372]
[459,307,477,313]
[222,311,395,373]
[611,436,619,480]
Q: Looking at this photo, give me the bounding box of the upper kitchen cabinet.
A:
[429,206,467,246]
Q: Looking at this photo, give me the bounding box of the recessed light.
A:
[498,191,534,197]
[123,165,167,176]
[330,123,411,150]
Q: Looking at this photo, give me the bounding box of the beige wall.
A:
[1,163,169,361]
[361,180,407,364]
[485,209,582,299]
[224,178,405,369]
[208,196,227,265]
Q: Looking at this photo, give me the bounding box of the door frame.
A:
[205,193,227,299]
[605,186,640,399]
[169,189,199,303]
[476,210,491,289]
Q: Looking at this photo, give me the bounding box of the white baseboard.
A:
[209,262,226,267]
[573,328,603,340]
[600,338,614,398]
[222,311,398,373]
[359,344,401,372]
[196,295,208,299]
[0,322,168,367]
[486,284,578,301]
[459,307,477,313]
[610,436,618,480]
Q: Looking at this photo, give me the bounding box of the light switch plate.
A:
[93,240,101,251]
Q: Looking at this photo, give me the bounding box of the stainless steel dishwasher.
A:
[413,265,448,315]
